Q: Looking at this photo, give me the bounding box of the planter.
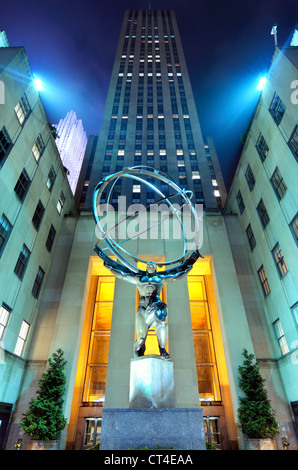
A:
[246,438,278,450]
[27,440,59,450]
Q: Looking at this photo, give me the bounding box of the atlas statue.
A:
[94,246,201,360]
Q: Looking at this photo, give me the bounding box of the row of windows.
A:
[0,304,30,357]
[259,91,298,162]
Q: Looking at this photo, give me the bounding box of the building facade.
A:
[0,46,77,449]
[54,110,87,194]
[225,39,298,439]
[1,11,297,451]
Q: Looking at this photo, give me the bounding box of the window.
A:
[245,165,255,190]
[256,133,269,162]
[14,320,30,357]
[0,303,11,340]
[32,134,45,162]
[288,125,298,161]
[14,95,31,125]
[272,243,288,277]
[46,225,56,252]
[14,244,30,280]
[257,199,270,228]
[257,265,271,296]
[46,166,56,191]
[269,93,286,125]
[0,126,12,166]
[57,192,65,214]
[271,167,287,200]
[236,190,245,214]
[32,200,45,230]
[246,224,256,251]
[83,418,102,449]
[32,267,45,299]
[273,319,289,355]
[289,213,298,246]
[0,214,12,256]
[14,169,30,202]
[291,302,298,329]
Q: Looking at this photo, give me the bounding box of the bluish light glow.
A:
[257,76,267,91]
[34,77,44,91]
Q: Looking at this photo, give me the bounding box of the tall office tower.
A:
[226,35,298,435]
[0,46,76,449]
[84,9,224,210]
[55,111,87,194]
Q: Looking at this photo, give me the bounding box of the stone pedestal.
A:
[129,355,175,408]
[100,408,205,450]
[100,356,205,450]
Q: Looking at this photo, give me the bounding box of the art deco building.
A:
[54,111,87,194]
[1,12,297,451]
[0,45,76,449]
[225,33,298,439]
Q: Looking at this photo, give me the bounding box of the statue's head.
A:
[146,261,156,276]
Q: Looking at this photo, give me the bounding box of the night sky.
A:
[1,0,297,189]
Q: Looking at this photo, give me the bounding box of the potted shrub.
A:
[237,349,279,450]
[20,348,67,450]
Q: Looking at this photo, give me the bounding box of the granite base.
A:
[100,408,205,450]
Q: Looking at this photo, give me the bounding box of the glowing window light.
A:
[257,77,267,91]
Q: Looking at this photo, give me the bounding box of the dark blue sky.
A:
[1,0,297,188]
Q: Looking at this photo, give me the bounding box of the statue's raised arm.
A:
[94,245,142,285]
[158,250,203,285]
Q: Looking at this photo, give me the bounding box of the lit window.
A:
[289,213,298,246]
[273,319,289,355]
[271,167,287,200]
[257,265,271,296]
[212,179,218,187]
[133,184,141,193]
[269,92,286,125]
[0,303,11,340]
[257,199,270,228]
[32,200,45,230]
[14,169,31,202]
[14,244,30,280]
[46,166,56,191]
[288,125,298,162]
[272,243,288,277]
[32,266,45,299]
[0,126,12,166]
[256,133,269,162]
[46,225,56,252]
[14,320,30,357]
[57,192,65,215]
[246,224,256,251]
[192,171,200,180]
[291,302,298,329]
[236,191,245,214]
[245,165,255,191]
[14,95,31,125]
[214,190,220,197]
[32,134,45,162]
[0,214,12,256]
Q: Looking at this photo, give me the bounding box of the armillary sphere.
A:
[93,166,200,273]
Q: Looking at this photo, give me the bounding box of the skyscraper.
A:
[84,9,224,211]
[55,111,87,194]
